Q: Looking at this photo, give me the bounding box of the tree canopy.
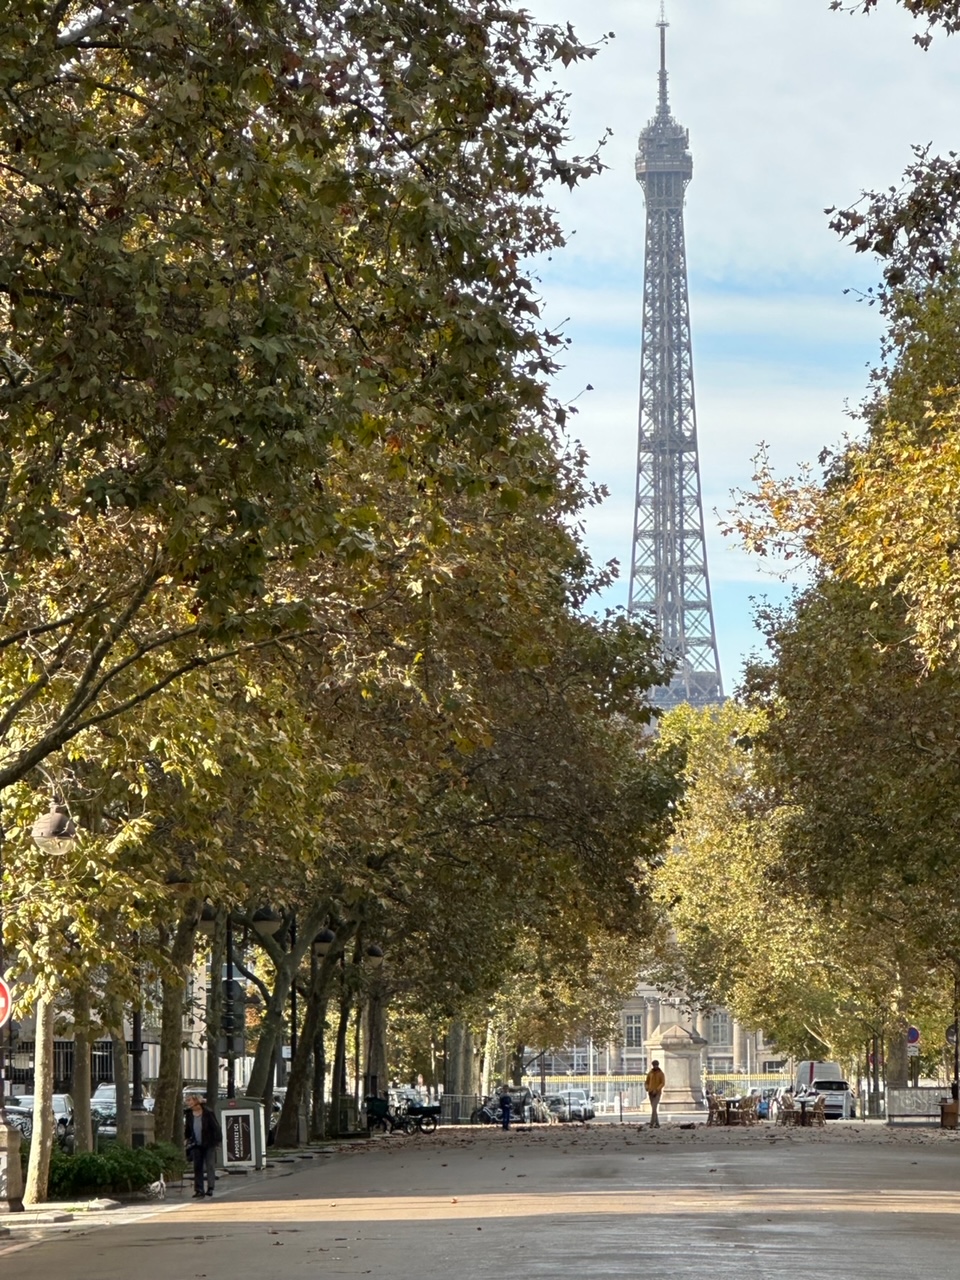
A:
[0,0,606,789]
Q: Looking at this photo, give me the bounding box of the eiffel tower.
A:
[628,6,723,708]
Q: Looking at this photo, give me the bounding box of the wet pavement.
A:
[4,1122,960,1277]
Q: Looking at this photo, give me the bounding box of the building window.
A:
[710,1011,732,1046]
[625,1014,644,1049]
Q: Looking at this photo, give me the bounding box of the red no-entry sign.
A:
[0,976,11,1030]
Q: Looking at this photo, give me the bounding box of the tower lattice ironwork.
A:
[628,10,723,708]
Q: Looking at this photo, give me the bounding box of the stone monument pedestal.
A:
[645,1022,708,1112]
[0,1118,24,1212]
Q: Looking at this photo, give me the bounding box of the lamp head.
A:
[252,907,283,937]
[31,803,77,854]
[312,927,336,957]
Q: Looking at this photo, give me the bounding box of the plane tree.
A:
[650,695,940,1068]
[0,0,605,792]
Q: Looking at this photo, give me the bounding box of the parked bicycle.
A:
[366,1096,440,1134]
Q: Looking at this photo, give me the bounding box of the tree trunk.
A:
[458,1023,476,1096]
[71,985,94,1152]
[24,994,56,1204]
[106,987,132,1147]
[153,909,200,1145]
[352,1000,362,1101]
[365,982,389,1097]
[480,1020,494,1099]
[244,904,331,1102]
[887,1023,909,1090]
[275,962,336,1148]
[445,1019,464,1095]
[243,953,294,1103]
[330,979,351,1138]
[263,1050,276,1113]
[510,1044,525,1088]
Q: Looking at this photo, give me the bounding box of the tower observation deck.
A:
[628,9,723,708]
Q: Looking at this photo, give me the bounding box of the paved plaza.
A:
[4,1122,960,1278]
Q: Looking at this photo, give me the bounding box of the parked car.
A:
[470,1098,502,1124]
[810,1079,856,1119]
[7,1094,76,1149]
[526,1092,555,1123]
[495,1085,534,1119]
[94,1082,155,1112]
[4,1100,33,1140]
[544,1093,571,1121]
[561,1089,595,1121]
[545,1090,595,1122]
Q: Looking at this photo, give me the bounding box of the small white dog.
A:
[147,1173,166,1200]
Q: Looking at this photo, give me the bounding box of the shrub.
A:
[147,1141,189,1180]
[46,1144,165,1197]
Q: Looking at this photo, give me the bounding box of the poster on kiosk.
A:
[218,1097,265,1171]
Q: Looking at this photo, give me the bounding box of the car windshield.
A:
[814,1081,848,1091]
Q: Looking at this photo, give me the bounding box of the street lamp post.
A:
[19,802,78,1206]
[225,914,236,1100]
[250,908,283,1096]
[129,930,151,1149]
[362,945,384,1101]
[0,825,24,1213]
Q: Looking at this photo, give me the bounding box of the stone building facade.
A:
[537,983,788,1079]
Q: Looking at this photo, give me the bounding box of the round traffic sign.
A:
[0,976,11,1030]
[907,1025,921,1046]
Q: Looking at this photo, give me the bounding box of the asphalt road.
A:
[6,1122,960,1278]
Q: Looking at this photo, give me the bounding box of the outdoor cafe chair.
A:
[778,1096,798,1126]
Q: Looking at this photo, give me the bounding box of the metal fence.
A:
[520,1072,792,1112]
[440,1094,481,1125]
[703,1072,791,1097]
[523,1075,649,1110]
[8,1040,116,1092]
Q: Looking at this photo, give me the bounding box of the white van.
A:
[795,1061,843,1091]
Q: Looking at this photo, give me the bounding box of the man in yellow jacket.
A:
[645,1060,666,1129]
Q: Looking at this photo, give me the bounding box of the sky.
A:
[523,0,960,692]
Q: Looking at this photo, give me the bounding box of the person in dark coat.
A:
[500,1088,513,1130]
[184,1093,222,1198]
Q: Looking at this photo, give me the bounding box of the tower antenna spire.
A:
[657,0,669,114]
